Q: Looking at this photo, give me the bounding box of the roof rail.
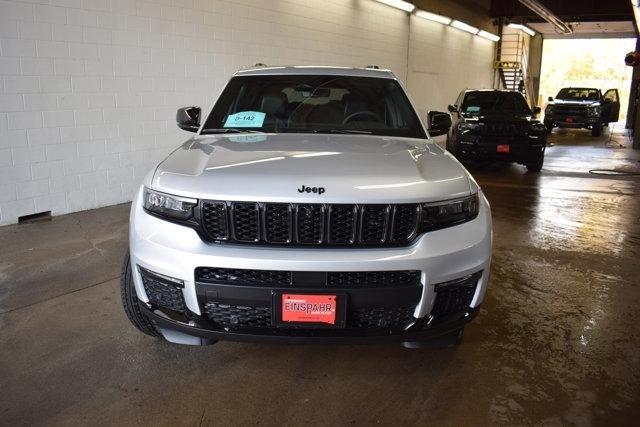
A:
[365,65,380,69]
[254,63,267,67]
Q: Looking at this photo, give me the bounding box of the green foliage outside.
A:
[539,38,636,122]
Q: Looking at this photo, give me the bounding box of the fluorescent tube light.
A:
[451,20,479,34]
[508,23,536,36]
[374,0,415,13]
[477,30,500,42]
[415,10,452,25]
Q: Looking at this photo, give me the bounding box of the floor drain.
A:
[18,211,52,223]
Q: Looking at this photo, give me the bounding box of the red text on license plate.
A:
[565,117,573,123]
[496,144,510,153]
[281,294,336,325]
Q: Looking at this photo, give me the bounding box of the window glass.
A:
[201,75,426,138]
[556,88,600,101]
[460,91,531,115]
[603,89,618,102]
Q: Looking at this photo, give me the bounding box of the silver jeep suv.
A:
[121,66,492,347]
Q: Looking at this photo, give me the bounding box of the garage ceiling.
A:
[490,0,634,22]
[490,0,635,38]
[528,20,636,38]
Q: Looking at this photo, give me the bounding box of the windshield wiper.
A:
[200,128,262,134]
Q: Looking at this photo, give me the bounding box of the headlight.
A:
[588,106,601,117]
[143,187,197,220]
[545,105,554,114]
[419,194,479,232]
[457,122,479,133]
[529,122,546,133]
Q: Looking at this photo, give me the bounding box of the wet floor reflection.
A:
[469,127,640,423]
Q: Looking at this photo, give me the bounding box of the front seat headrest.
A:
[260,91,287,117]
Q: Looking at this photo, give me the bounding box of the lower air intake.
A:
[139,268,186,313]
[431,271,482,317]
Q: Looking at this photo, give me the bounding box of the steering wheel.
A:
[342,110,382,124]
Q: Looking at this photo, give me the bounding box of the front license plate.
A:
[496,144,510,153]
[276,293,347,328]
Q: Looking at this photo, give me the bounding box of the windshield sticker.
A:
[466,106,480,113]
[228,135,267,144]
[223,111,266,128]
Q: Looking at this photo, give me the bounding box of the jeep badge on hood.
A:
[298,185,325,195]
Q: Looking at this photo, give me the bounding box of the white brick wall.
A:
[408,15,495,119]
[0,0,494,225]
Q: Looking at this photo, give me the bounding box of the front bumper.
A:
[141,303,479,344]
[129,187,492,344]
[545,114,599,128]
[457,136,545,163]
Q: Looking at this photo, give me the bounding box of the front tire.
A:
[544,122,553,134]
[121,251,161,337]
[526,150,545,172]
[591,122,602,137]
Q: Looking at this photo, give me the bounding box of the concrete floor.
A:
[1,127,640,426]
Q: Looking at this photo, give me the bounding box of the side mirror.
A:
[447,104,458,113]
[427,111,452,137]
[548,96,553,102]
[532,106,541,115]
[176,106,201,132]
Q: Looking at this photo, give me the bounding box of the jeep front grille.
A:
[552,105,588,116]
[200,201,419,246]
[480,122,528,137]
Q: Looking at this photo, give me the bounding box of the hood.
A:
[550,98,600,107]
[151,134,472,204]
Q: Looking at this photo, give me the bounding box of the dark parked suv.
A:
[446,89,547,172]
[544,87,620,136]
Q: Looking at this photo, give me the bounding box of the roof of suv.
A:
[234,65,397,79]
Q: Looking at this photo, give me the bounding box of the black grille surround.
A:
[199,201,420,247]
[194,266,424,335]
[479,121,529,137]
[196,267,293,287]
[202,302,416,331]
[196,267,421,288]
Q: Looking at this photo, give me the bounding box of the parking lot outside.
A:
[1,127,639,426]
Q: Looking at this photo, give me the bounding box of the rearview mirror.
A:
[427,111,452,137]
[176,106,201,132]
[447,104,458,113]
[532,106,541,115]
[548,96,553,102]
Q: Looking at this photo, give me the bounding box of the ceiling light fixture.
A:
[451,20,479,34]
[373,0,415,13]
[415,10,452,25]
[508,23,536,36]
[477,30,500,42]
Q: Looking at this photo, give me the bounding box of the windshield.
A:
[461,91,531,115]
[556,88,600,101]
[201,75,426,138]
